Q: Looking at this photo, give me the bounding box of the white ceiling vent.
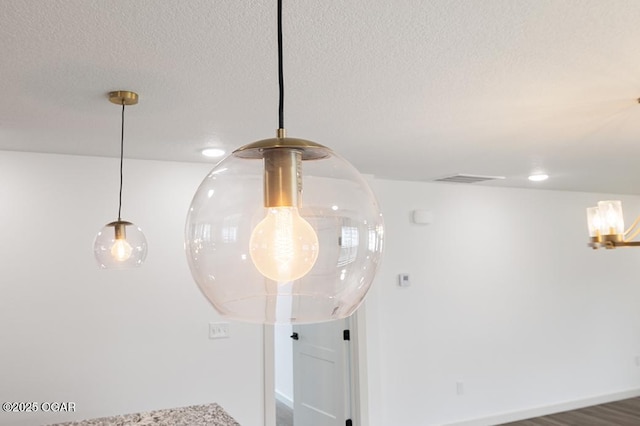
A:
[434,174,505,184]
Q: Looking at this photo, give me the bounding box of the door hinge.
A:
[346,419,353,426]
[343,329,350,341]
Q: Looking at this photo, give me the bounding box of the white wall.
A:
[4,150,640,426]
[0,151,264,426]
[363,179,640,425]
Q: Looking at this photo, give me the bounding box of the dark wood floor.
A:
[274,397,640,425]
[501,397,640,426]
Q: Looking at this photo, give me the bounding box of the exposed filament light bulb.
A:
[249,146,319,282]
[250,207,318,281]
[94,220,147,269]
[111,221,133,261]
[111,238,133,261]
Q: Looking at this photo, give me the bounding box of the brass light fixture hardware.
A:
[108,90,139,106]
[93,90,148,269]
[586,200,640,249]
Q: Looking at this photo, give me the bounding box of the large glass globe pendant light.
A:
[94,91,148,269]
[185,0,384,324]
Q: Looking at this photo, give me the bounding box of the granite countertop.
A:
[48,403,241,426]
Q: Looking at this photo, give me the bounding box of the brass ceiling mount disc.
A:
[234,137,332,160]
[108,90,139,106]
[233,128,332,160]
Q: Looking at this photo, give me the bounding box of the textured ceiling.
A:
[1,0,640,194]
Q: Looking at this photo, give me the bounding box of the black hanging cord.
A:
[117,103,125,221]
[278,0,284,130]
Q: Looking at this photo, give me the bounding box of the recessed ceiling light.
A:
[528,174,549,182]
[201,148,225,158]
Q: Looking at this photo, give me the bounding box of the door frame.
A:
[263,305,369,426]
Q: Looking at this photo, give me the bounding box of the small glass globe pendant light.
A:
[94,91,148,269]
[185,0,384,324]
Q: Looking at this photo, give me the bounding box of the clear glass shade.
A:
[94,221,148,269]
[597,200,624,236]
[586,200,626,239]
[185,146,385,324]
[586,207,602,238]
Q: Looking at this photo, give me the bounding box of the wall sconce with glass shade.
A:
[184,0,385,324]
[94,91,148,269]
[586,200,640,249]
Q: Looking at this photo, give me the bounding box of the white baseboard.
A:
[445,388,640,426]
[275,390,294,410]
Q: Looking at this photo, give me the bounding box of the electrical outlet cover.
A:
[209,322,230,339]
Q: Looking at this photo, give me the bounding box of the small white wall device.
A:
[398,273,410,287]
[412,209,433,225]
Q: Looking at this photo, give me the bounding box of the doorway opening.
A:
[264,310,367,426]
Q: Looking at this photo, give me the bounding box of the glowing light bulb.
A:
[111,238,133,261]
[597,200,624,235]
[586,207,602,238]
[250,207,319,282]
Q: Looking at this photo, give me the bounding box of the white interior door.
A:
[292,318,351,426]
